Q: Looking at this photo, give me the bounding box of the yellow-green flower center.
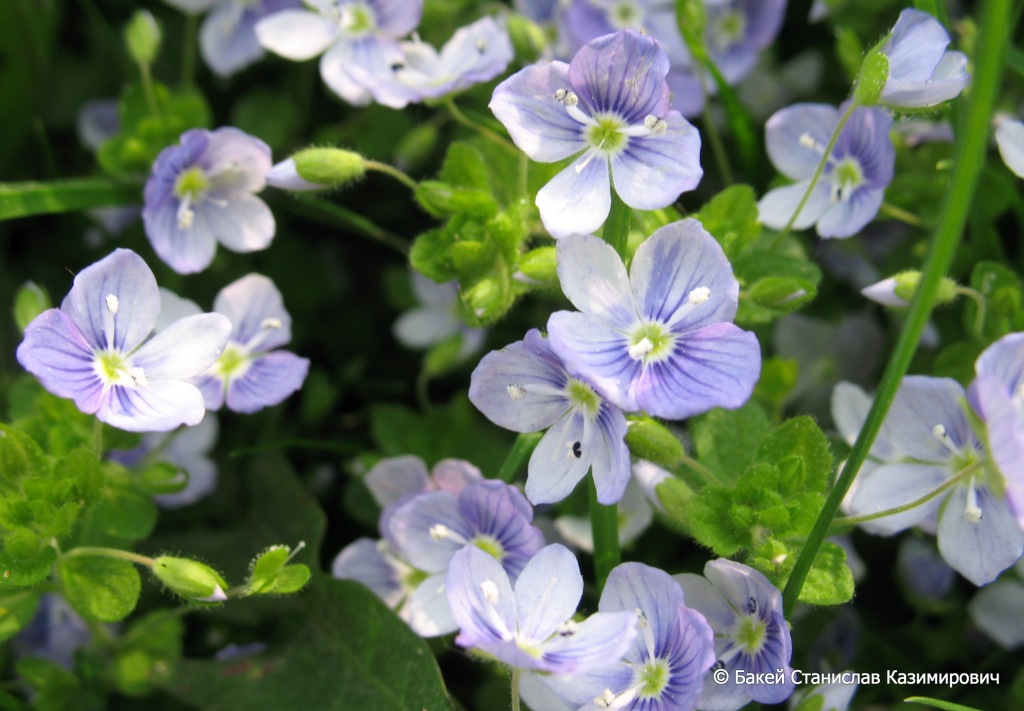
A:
[735,615,767,653]
[610,1,641,29]
[471,534,505,561]
[174,166,210,200]
[340,3,376,35]
[566,378,601,417]
[587,116,628,154]
[628,322,674,364]
[831,158,864,201]
[636,657,671,699]
[97,351,127,381]
[212,344,250,379]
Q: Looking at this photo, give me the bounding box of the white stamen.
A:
[636,608,657,662]
[475,39,487,53]
[556,620,578,636]
[799,132,819,150]
[554,88,567,101]
[932,424,947,440]
[480,580,500,603]
[688,286,711,305]
[641,114,667,135]
[429,524,450,541]
[560,90,579,107]
[177,196,195,230]
[628,337,654,360]
[507,384,527,400]
[594,689,617,708]
[105,294,120,315]
[965,478,983,524]
[127,367,147,388]
[574,145,603,174]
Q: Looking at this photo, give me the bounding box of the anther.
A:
[480,580,500,603]
[128,367,148,388]
[105,294,120,315]
[429,524,450,541]
[688,286,711,305]
[556,620,578,637]
[594,689,617,708]
[628,337,654,360]
[260,317,282,330]
[747,596,757,614]
[507,384,527,400]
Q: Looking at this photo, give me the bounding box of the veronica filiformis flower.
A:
[16,249,231,432]
[393,273,485,365]
[872,8,968,110]
[446,543,638,673]
[199,0,301,77]
[996,119,1024,178]
[142,127,274,274]
[834,377,1024,586]
[675,559,795,710]
[758,102,894,239]
[381,479,546,636]
[469,328,631,505]
[546,220,761,421]
[489,29,702,238]
[537,562,715,711]
[191,274,309,414]
[255,0,422,107]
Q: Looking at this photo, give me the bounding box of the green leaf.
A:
[0,177,140,221]
[695,185,761,260]
[165,576,453,711]
[86,486,158,542]
[247,545,311,596]
[110,610,185,696]
[756,416,833,493]
[12,281,50,332]
[58,555,141,622]
[968,261,1024,338]
[0,544,57,588]
[690,401,771,483]
[753,357,798,413]
[15,657,89,711]
[796,541,854,605]
[745,276,817,314]
[0,590,40,642]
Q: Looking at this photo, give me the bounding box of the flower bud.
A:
[13,281,50,333]
[516,247,557,284]
[624,415,685,471]
[853,47,889,106]
[293,147,366,188]
[124,10,161,66]
[152,556,228,603]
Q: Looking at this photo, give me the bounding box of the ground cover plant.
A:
[1,1,1023,709]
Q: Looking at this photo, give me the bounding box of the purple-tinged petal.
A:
[199,3,264,78]
[393,307,459,348]
[431,460,482,495]
[861,276,909,307]
[881,376,972,463]
[469,331,571,433]
[388,492,470,572]
[144,200,218,275]
[371,0,422,37]
[757,180,830,231]
[458,480,545,578]
[588,406,631,505]
[975,331,1024,395]
[97,380,208,432]
[637,322,760,420]
[539,609,638,675]
[406,572,458,637]
[319,41,374,105]
[365,455,431,509]
[882,9,951,83]
[225,350,309,413]
[969,578,1024,649]
[194,194,275,254]
[526,409,592,505]
[514,544,583,642]
[996,119,1024,178]
[831,381,900,461]
[546,310,639,412]
[331,538,405,608]
[254,9,337,60]
[194,375,225,411]
[133,313,231,380]
[447,546,517,646]
[555,234,638,329]
[629,219,739,330]
[489,61,586,163]
[567,30,669,123]
[765,103,840,180]
[60,248,160,353]
[155,288,202,333]
[937,485,1024,586]
[844,463,948,535]
[882,53,968,108]
[17,310,103,415]
[970,376,1024,528]
[214,274,293,351]
[610,113,702,210]
[343,35,415,109]
[266,158,323,191]
[816,186,884,239]
[674,573,736,635]
[536,154,612,238]
[202,127,272,194]
[599,562,686,655]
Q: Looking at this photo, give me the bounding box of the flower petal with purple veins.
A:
[937,485,1024,586]
[844,463,948,536]
[757,180,831,231]
[765,103,839,180]
[567,31,670,122]
[970,376,1024,528]
[224,350,309,413]
[555,233,638,330]
[546,310,639,412]
[214,274,293,351]
[610,114,702,210]
[526,409,593,505]
[514,544,584,642]
[877,8,968,109]
[536,154,612,238]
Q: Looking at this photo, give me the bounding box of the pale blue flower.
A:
[446,543,638,673]
[198,0,301,77]
[469,328,631,505]
[897,536,954,603]
[193,274,310,414]
[996,119,1024,179]
[142,127,274,274]
[968,559,1024,649]
[393,273,485,363]
[489,29,702,238]
[16,249,231,432]
[675,559,795,710]
[553,476,654,552]
[535,562,715,711]
[14,595,92,669]
[546,221,761,420]
[875,8,968,110]
[758,102,894,239]
[255,0,422,107]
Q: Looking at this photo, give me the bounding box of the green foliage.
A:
[109,610,185,696]
[97,80,212,179]
[689,400,771,484]
[57,556,140,623]
[247,545,311,596]
[166,576,453,711]
[16,657,99,711]
[0,589,40,643]
[967,261,1024,339]
[696,185,761,261]
[753,357,799,414]
[123,10,160,66]
[797,541,855,605]
[12,281,49,332]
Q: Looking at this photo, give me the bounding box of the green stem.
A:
[602,188,632,259]
[589,475,620,592]
[511,668,521,711]
[497,432,543,483]
[139,62,160,119]
[698,71,734,185]
[63,546,155,568]
[772,101,858,251]
[181,13,198,87]
[678,450,722,486]
[0,177,140,221]
[956,285,988,340]
[831,461,981,528]
[275,194,409,255]
[364,160,418,191]
[93,418,103,460]
[880,201,924,228]
[781,0,1013,618]
[444,98,518,154]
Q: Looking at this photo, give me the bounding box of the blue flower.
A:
[675,559,795,710]
[142,127,275,274]
[996,119,1024,179]
[875,8,968,110]
[469,328,631,505]
[535,562,715,710]
[393,273,486,364]
[835,376,1024,586]
[758,102,894,239]
[546,221,761,421]
[192,274,310,414]
[383,479,547,636]
[446,543,638,673]
[489,29,702,238]
[16,249,231,432]
[198,0,301,77]
[255,0,422,107]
